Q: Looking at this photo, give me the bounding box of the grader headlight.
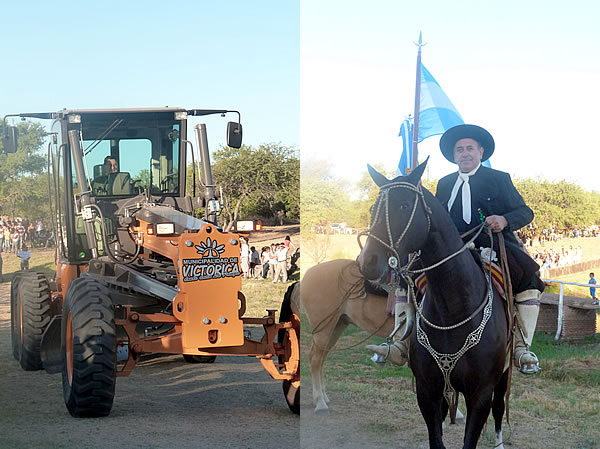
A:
[156,223,175,235]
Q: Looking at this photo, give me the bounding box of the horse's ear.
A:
[367,164,390,187]
[406,157,429,185]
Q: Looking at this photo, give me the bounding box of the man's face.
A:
[104,158,118,174]
[453,138,484,173]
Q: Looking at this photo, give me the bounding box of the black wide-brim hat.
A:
[439,124,495,163]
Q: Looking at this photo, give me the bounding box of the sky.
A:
[0,1,299,153]
[301,0,600,192]
[2,1,599,194]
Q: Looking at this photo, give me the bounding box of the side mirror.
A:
[226,121,243,149]
[2,125,18,153]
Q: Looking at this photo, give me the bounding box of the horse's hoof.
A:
[314,403,330,415]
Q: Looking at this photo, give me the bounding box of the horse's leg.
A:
[310,317,349,414]
[462,387,494,449]
[416,388,446,449]
[491,370,509,449]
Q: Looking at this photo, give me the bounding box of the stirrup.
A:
[517,350,540,374]
[370,342,391,365]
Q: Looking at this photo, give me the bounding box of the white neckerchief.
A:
[447,163,481,224]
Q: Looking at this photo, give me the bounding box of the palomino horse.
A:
[357,161,509,449]
[299,259,394,413]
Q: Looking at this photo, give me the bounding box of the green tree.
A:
[0,121,47,217]
[209,143,299,231]
[514,178,600,230]
[301,158,350,232]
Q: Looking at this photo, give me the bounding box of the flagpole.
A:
[411,32,425,169]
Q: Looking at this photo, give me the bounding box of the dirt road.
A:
[0,282,299,449]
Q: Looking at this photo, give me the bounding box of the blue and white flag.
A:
[418,64,463,142]
[396,118,413,177]
[397,63,490,175]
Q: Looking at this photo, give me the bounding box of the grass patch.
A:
[240,278,293,319]
[1,248,56,283]
[302,312,600,446]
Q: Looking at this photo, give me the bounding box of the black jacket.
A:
[435,165,532,248]
[435,165,542,292]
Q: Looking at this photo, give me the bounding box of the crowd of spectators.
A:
[516,226,599,248]
[531,246,583,270]
[514,226,599,270]
[0,216,53,253]
[240,235,297,283]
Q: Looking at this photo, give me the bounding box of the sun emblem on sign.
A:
[195,237,225,257]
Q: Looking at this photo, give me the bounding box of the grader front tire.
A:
[61,277,117,418]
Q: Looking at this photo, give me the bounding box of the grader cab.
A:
[4,108,299,417]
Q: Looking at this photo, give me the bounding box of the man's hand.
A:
[485,215,508,233]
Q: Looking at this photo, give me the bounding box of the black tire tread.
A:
[10,274,22,360]
[16,272,52,370]
[62,277,117,418]
[182,354,217,364]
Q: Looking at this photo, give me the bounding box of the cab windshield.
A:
[76,115,181,196]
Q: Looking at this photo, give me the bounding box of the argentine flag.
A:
[398,63,490,175]
[418,64,463,142]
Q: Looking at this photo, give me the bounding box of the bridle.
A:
[358,180,432,269]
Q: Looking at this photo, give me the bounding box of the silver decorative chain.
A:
[416,271,494,408]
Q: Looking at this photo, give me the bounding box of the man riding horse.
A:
[368,124,544,375]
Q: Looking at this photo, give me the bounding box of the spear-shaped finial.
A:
[413,31,427,48]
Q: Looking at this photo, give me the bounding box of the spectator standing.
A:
[260,246,270,279]
[27,221,34,246]
[3,225,10,252]
[17,245,31,270]
[284,235,296,265]
[22,217,30,242]
[273,242,288,283]
[11,227,20,254]
[240,237,250,279]
[590,273,597,304]
[16,221,26,251]
[249,246,260,279]
[0,222,4,253]
[268,244,278,280]
[0,251,3,282]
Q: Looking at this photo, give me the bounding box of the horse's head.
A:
[357,159,431,281]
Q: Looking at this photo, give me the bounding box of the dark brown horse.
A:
[357,160,509,449]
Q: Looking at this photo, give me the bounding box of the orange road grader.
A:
[2,108,299,417]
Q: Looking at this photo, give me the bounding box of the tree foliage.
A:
[0,122,48,219]
[209,143,299,230]
[300,159,350,232]
[514,178,600,229]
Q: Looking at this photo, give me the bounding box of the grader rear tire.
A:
[10,274,22,361]
[183,354,217,363]
[61,277,117,417]
[13,272,52,370]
